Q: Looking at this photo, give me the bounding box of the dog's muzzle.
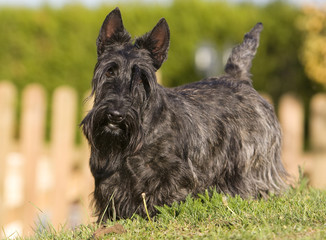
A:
[107,110,124,130]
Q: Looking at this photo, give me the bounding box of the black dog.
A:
[81,7,288,222]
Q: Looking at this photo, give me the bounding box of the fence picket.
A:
[310,94,326,152]
[308,94,326,188]
[0,82,17,233]
[50,86,77,229]
[20,84,46,236]
[278,94,305,181]
[80,92,95,223]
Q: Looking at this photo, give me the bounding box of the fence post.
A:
[279,94,304,182]
[309,94,326,188]
[0,82,17,232]
[20,84,46,235]
[50,86,77,229]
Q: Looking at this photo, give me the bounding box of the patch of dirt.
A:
[93,223,127,239]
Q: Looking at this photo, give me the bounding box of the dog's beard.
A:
[92,112,127,151]
[101,117,125,136]
[84,104,143,155]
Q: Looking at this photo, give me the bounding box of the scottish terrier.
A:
[81,7,288,222]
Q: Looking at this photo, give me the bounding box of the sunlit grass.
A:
[9,179,326,240]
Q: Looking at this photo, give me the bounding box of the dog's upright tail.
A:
[224,23,263,82]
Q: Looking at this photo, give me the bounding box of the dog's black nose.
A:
[107,110,124,123]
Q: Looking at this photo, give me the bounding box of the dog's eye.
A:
[105,68,115,78]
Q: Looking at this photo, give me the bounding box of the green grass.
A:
[10,180,326,239]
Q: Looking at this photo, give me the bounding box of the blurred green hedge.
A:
[0,0,321,103]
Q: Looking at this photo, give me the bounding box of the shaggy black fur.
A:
[81,7,288,222]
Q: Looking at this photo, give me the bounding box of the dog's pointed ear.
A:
[97,7,131,55]
[135,18,170,70]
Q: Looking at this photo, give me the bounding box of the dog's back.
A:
[168,22,287,197]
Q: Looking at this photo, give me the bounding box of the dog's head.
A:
[81,8,170,152]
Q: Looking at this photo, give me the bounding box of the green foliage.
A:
[0,5,98,95]
[16,185,326,239]
[251,1,321,105]
[0,0,321,103]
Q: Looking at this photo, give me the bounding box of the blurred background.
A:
[0,0,325,238]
